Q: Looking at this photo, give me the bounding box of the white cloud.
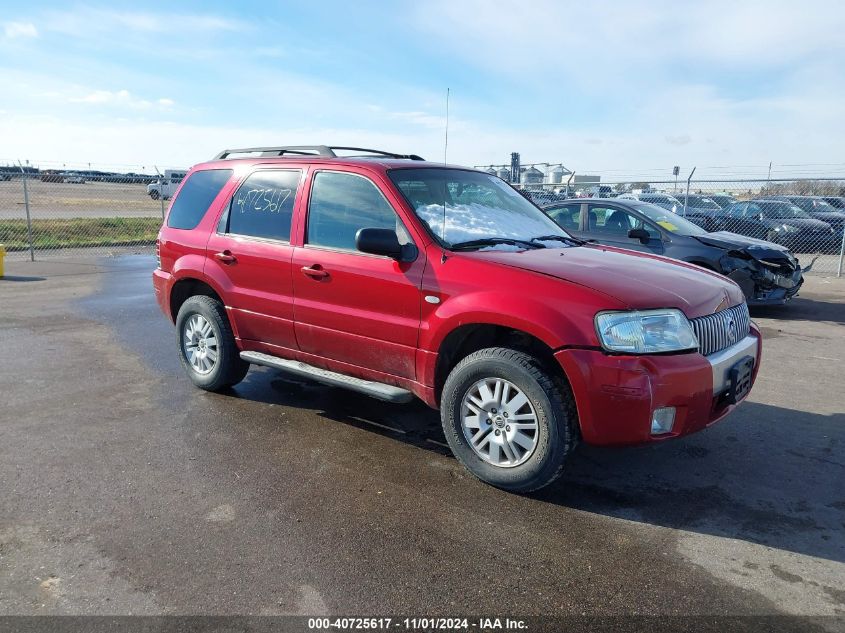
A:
[41,8,245,38]
[412,0,845,77]
[3,21,38,39]
[404,0,845,174]
[68,89,175,111]
[3,2,844,177]
[666,135,692,146]
[389,111,447,130]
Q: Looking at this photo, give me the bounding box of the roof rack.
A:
[214,145,425,161]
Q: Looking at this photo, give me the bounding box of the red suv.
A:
[153,145,761,492]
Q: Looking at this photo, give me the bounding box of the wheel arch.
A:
[169,278,223,321]
[433,323,572,407]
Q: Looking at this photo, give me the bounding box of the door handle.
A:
[214,250,237,265]
[301,265,329,279]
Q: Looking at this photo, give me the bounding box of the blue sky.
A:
[2,1,844,177]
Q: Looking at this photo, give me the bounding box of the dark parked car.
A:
[719,200,836,253]
[673,194,724,230]
[768,195,845,235]
[708,194,738,210]
[542,198,806,305]
[821,196,845,210]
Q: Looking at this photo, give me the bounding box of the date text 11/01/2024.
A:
[307,617,527,630]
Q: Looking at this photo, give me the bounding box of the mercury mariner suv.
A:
[153,145,762,492]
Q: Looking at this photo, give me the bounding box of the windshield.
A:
[641,195,678,206]
[388,168,569,248]
[631,202,707,236]
[759,202,811,219]
[810,198,836,212]
[683,196,721,210]
[710,195,736,208]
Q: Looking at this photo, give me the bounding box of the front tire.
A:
[175,296,249,391]
[440,347,577,493]
[150,190,160,200]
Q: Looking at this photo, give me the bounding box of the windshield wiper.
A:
[450,237,545,251]
[530,234,585,246]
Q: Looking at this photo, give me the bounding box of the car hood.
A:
[471,244,744,318]
[762,217,832,231]
[808,211,845,223]
[694,231,800,270]
[694,231,790,252]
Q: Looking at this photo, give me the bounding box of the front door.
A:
[205,169,303,351]
[584,203,665,255]
[291,170,425,380]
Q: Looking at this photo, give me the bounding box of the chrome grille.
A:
[690,303,750,356]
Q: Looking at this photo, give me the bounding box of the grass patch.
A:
[0,217,162,250]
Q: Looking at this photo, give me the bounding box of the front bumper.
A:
[726,263,803,306]
[749,267,804,305]
[555,328,762,446]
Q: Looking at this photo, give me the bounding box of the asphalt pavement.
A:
[0,256,843,627]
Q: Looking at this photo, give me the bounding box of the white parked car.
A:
[63,174,86,184]
[147,170,187,200]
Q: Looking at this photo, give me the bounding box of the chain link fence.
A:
[0,163,174,261]
[515,178,845,276]
[2,161,844,275]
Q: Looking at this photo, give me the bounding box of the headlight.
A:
[595,309,698,354]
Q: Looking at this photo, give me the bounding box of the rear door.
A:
[291,169,425,380]
[205,168,304,351]
[583,203,665,255]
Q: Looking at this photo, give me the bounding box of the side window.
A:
[728,203,745,218]
[167,169,233,230]
[225,170,300,241]
[546,205,582,231]
[744,204,759,218]
[587,206,656,238]
[307,171,411,251]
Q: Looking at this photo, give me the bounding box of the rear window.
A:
[167,169,233,230]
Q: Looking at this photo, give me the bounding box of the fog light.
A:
[651,407,676,435]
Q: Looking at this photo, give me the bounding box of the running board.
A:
[240,351,414,403]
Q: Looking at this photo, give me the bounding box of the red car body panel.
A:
[153,157,761,446]
[556,322,762,446]
[474,245,746,319]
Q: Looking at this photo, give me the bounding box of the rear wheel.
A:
[175,296,249,391]
[440,347,577,493]
[150,190,160,200]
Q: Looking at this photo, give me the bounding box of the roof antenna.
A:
[440,87,450,264]
[444,88,450,164]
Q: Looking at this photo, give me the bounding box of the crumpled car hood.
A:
[693,231,798,268]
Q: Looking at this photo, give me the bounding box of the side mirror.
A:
[356,228,410,260]
[628,227,651,243]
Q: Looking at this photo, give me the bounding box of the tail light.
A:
[155,237,161,269]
